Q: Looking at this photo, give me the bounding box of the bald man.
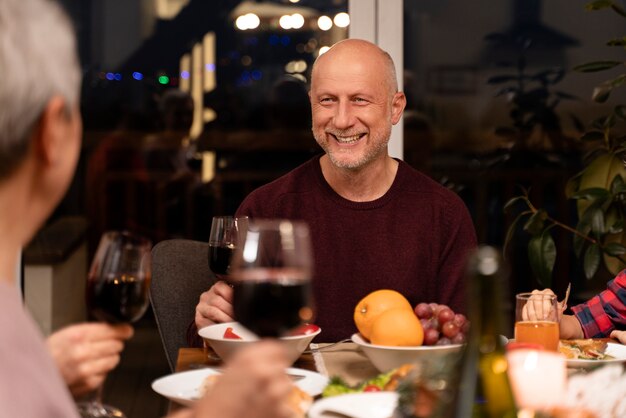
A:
[194,39,478,342]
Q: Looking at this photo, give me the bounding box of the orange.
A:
[370,308,424,346]
[354,289,413,340]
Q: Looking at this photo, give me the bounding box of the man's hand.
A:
[46,323,133,397]
[194,341,294,418]
[195,281,235,330]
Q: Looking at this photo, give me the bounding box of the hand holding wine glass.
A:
[229,219,314,338]
[78,231,152,418]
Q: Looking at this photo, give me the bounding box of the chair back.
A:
[150,239,215,371]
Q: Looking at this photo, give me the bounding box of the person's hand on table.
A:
[195,281,234,330]
[46,323,134,397]
[610,330,626,344]
[193,341,294,418]
[522,289,565,322]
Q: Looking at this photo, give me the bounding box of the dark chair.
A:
[150,239,216,371]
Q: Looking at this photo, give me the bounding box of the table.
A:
[175,342,380,386]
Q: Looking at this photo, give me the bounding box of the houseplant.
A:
[504,0,626,287]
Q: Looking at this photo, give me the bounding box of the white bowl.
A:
[351,333,464,372]
[198,322,321,365]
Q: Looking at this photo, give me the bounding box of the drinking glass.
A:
[78,231,152,418]
[208,216,247,281]
[228,219,314,337]
[514,292,560,351]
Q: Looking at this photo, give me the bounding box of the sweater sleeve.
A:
[571,269,626,338]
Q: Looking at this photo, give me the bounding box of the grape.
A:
[438,308,455,325]
[414,303,433,319]
[420,318,432,330]
[429,317,440,331]
[424,328,440,345]
[452,313,467,328]
[452,333,466,344]
[428,302,439,313]
[442,322,459,338]
[436,337,452,346]
[461,321,470,334]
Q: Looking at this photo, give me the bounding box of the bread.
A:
[198,373,312,418]
[559,339,608,360]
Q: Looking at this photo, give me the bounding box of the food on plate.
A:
[414,302,469,346]
[369,308,424,346]
[222,327,242,339]
[199,373,312,417]
[287,323,320,336]
[354,289,413,340]
[558,339,612,360]
[322,364,415,397]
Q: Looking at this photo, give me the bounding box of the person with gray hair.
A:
[0,0,295,417]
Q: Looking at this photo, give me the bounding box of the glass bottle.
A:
[455,246,517,418]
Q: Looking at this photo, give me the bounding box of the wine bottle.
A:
[455,246,517,418]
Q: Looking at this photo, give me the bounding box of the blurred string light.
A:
[235,13,260,30]
[333,12,350,28]
[279,13,304,30]
[318,46,330,56]
[317,15,332,31]
[180,70,190,79]
[132,72,143,80]
[285,60,307,74]
[158,75,170,84]
[289,0,300,3]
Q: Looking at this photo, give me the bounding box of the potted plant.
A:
[504,0,626,287]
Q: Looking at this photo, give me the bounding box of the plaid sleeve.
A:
[571,269,626,338]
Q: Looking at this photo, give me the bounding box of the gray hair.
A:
[0,0,80,179]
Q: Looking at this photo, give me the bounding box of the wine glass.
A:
[78,231,152,418]
[208,216,247,282]
[229,219,314,337]
[514,292,560,351]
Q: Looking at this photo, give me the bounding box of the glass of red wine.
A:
[78,231,152,418]
[229,219,314,338]
[208,216,247,282]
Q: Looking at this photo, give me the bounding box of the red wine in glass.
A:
[208,216,247,280]
[229,220,314,338]
[208,244,235,276]
[87,272,151,323]
[233,278,312,338]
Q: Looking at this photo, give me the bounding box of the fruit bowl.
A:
[351,333,464,372]
[198,322,321,365]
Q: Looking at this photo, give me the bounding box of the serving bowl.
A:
[351,333,464,372]
[198,322,321,365]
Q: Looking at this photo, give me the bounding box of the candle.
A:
[506,348,567,410]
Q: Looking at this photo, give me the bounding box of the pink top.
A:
[0,281,79,418]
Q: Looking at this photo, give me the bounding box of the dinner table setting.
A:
[149,219,626,417]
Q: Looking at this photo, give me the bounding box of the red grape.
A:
[438,308,455,324]
[442,322,459,338]
[420,318,432,330]
[414,303,433,319]
[436,337,452,346]
[424,328,440,345]
[452,313,467,328]
[452,333,466,344]
[429,302,439,313]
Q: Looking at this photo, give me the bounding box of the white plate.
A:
[152,367,328,407]
[308,392,399,418]
[567,342,626,369]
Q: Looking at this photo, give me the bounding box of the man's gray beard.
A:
[313,127,391,171]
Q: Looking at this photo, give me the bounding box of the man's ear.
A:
[34,96,70,167]
[390,91,406,125]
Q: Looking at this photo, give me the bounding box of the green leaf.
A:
[504,195,528,212]
[609,74,626,88]
[607,37,626,46]
[573,61,622,73]
[615,105,626,121]
[583,244,601,279]
[523,209,548,235]
[611,2,626,17]
[574,219,591,257]
[581,131,605,141]
[610,174,626,195]
[592,84,612,103]
[504,212,528,258]
[603,242,626,256]
[528,230,556,287]
[570,187,611,201]
[591,207,606,235]
[585,0,614,11]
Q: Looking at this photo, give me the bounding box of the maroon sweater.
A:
[235,156,477,342]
